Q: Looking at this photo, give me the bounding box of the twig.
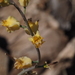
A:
[36,48,41,63]
[9,0,41,63]
[10,1,34,36]
[18,66,36,75]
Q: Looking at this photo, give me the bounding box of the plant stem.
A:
[20,25,27,28]
[36,48,41,63]
[18,66,36,75]
[10,0,33,36]
[9,0,41,63]
[24,7,26,13]
[18,64,44,75]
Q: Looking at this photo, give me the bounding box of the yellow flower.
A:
[29,31,44,48]
[0,0,10,7]
[14,56,32,69]
[25,18,39,35]
[2,16,20,33]
[19,0,30,7]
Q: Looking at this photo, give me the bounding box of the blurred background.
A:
[0,0,75,75]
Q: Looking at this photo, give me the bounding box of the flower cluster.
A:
[0,0,46,74]
[24,18,44,48]
[1,16,44,48]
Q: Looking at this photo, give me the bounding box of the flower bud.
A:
[19,0,30,7]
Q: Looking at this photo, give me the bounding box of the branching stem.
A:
[10,0,41,75]
[9,0,41,63]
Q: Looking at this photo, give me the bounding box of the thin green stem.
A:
[32,60,39,63]
[20,25,27,29]
[24,7,26,13]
